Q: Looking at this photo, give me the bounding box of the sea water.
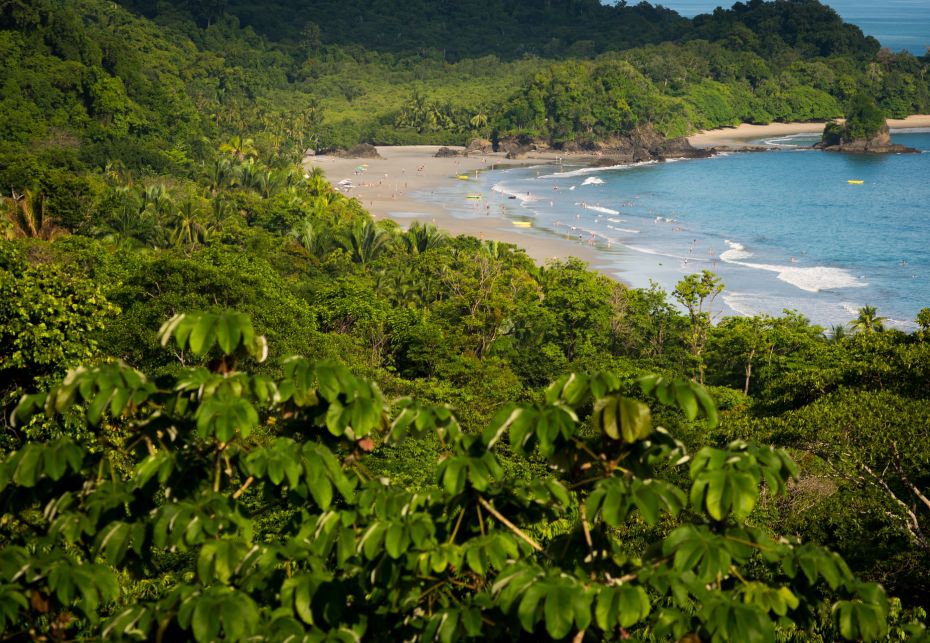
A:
[414,131,930,329]
[652,0,930,55]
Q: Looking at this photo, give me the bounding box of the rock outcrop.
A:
[709,145,770,154]
[465,138,493,154]
[495,125,714,165]
[434,146,461,158]
[814,122,919,154]
[588,124,713,164]
[496,134,539,159]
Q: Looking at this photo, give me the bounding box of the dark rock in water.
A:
[590,157,623,167]
[710,145,771,153]
[465,138,493,154]
[323,143,383,159]
[434,146,461,158]
[656,134,714,160]
[584,124,713,169]
[814,122,919,154]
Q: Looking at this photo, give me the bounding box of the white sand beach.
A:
[305,146,602,264]
[305,116,930,264]
[688,114,930,147]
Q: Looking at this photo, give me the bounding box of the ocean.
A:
[654,0,930,55]
[414,130,930,329]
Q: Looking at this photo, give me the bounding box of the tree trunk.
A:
[743,349,755,396]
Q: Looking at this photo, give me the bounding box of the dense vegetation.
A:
[2,0,930,640]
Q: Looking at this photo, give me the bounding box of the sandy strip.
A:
[688,114,930,148]
[306,115,930,265]
[304,146,602,264]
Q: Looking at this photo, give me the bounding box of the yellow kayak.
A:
[466,194,482,200]
[512,221,532,228]
[457,175,470,180]
[848,180,864,184]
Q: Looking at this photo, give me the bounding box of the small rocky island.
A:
[815,93,920,154]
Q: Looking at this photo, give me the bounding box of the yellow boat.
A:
[466,194,482,199]
[512,221,532,228]
[848,180,864,184]
[457,175,470,180]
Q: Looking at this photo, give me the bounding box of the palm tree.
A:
[338,220,393,265]
[469,112,488,132]
[288,218,336,258]
[2,190,64,240]
[206,157,235,195]
[850,305,886,334]
[238,158,261,192]
[257,170,287,199]
[374,268,423,306]
[104,160,135,187]
[142,184,172,216]
[219,136,258,161]
[828,324,848,342]
[170,199,210,250]
[402,222,448,255]
[304,166,330,197]
[210,196,234,224]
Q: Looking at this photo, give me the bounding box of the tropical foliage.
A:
[2,1,930,641]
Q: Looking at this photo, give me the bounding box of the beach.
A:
[305,146,604,264]
[688,114,930,147]
[305,116,930,266]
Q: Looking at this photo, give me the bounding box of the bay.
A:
[416,131,930,329]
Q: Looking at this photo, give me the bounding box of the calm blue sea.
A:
[653,0,930,55]
[414,131,930,328]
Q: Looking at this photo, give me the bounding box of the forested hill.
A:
[119,0,880,60]
[3,0,930,641]
[119,0,688,58]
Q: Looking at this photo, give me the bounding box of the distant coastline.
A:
[688,114,930,148]
[306,115,930,266]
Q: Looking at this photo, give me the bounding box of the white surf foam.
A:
[491,183,536,203]
[576,203,620,215]
[582,176,605,185]
[763,133,819,147]
[720,241,867,292]
[606,225,640,234]
[625,245,689,260]
[720,239,753,261]
[538,160,657,179]
[721,293,760,318]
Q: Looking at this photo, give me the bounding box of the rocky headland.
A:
[815,120,920,154]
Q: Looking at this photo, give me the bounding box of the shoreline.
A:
[304,146,603,264]
[304,115,930,266]
[687,114,930,148]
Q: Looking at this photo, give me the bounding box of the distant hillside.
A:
[118,0,881,61]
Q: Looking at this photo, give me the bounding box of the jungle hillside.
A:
[1,0,930,641]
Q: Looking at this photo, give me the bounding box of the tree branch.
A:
[861,463,929,550]
[477,497,543,552]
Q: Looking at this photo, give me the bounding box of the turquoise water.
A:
[415,131,930,328]
[655,0,930,55]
